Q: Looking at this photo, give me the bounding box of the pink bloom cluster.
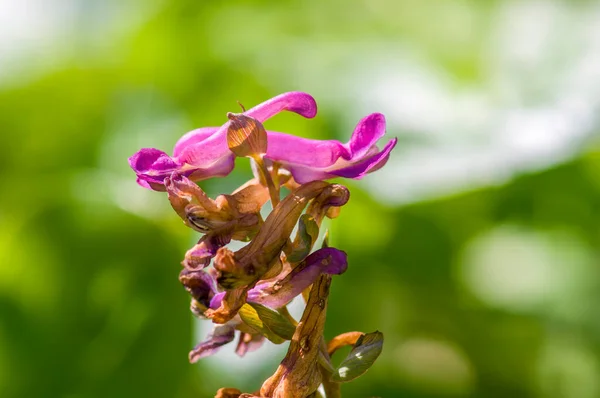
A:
[129,92,396,190]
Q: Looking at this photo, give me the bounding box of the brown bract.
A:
[305,184,349,227]
[214,388,263,398]
[226,113,268,159]
[205,284,252,324]
[208,181,350,324]
[260,274,332,398]
[165,175,269,269]
[214,181,330,289]
[214,388,244,398]
[208,181,333,324]
[166,174,268,239]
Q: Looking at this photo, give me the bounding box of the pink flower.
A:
[129,92,396,190]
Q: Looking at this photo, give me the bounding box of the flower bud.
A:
[227,113,268,159]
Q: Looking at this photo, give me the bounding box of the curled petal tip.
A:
[128,148,181,190]
[245,91,318,122]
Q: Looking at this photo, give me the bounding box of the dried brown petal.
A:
[182,234,231,270]
[165,173,219,220]
[229,178,271,214]
[215,388,243,398]
[215,181,331,290]
[305,184,350,227]
[167,174,268,238]
[205,285,251,324]
[235,332,265,357]
[227,113,268,158]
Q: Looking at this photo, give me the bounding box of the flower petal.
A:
[264,113,387,168]
[189,323,236,363]
[128,148,181,189]
[235,332,265,357]
[266,132,345,168]
[128,148,178,173]
[246,247,347,309]
[209,247,347,310]
[173,127,219,157]
[345,113,387,160]
[243,91,317,122]
[260,113,394,183]
[179,268,217,309]
[182,235,230,270]
[330,138,397,179]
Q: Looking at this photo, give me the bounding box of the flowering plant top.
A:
[129,92,394,398]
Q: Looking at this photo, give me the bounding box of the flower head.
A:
[128,92,396,190]
[179,247,348,363]
[129,91,388,396]
[129,92,317,191]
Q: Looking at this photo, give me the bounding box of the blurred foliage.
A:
[1,0,600,397]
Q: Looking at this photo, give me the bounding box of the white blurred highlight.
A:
[394,337,475,395]
[458,225,595,315]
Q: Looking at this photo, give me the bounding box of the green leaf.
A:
[331,331,383,383]
[250,302,296,339]
[288,214,319,262]
[238,303,296,343]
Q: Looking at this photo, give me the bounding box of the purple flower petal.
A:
[179,268,217,309]
[330,138,397,179]
[172,127,219,158]
[128,148,182,189]
[346,113,386,159]
[266,132,345,168]
[243,91,317,122]
[129,94,395,190]
[262,113,395,183]
[235,333,265,357]
[189,323,236,363]
[182,234,231,270]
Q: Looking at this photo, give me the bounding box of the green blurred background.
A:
[2,0,600,397]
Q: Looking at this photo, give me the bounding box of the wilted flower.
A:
[209,181,349,324]
[128,92,397,190]
[180,247,348,362]
[165,173,270,269]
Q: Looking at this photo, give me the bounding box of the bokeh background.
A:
[2,0,600,397]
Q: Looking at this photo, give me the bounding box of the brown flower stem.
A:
[319,337,341,398]
[260,275,331,397]
[253,155,280,207]
[272,162,281,189]
[299,284,341,398]
[321,376,341,398]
